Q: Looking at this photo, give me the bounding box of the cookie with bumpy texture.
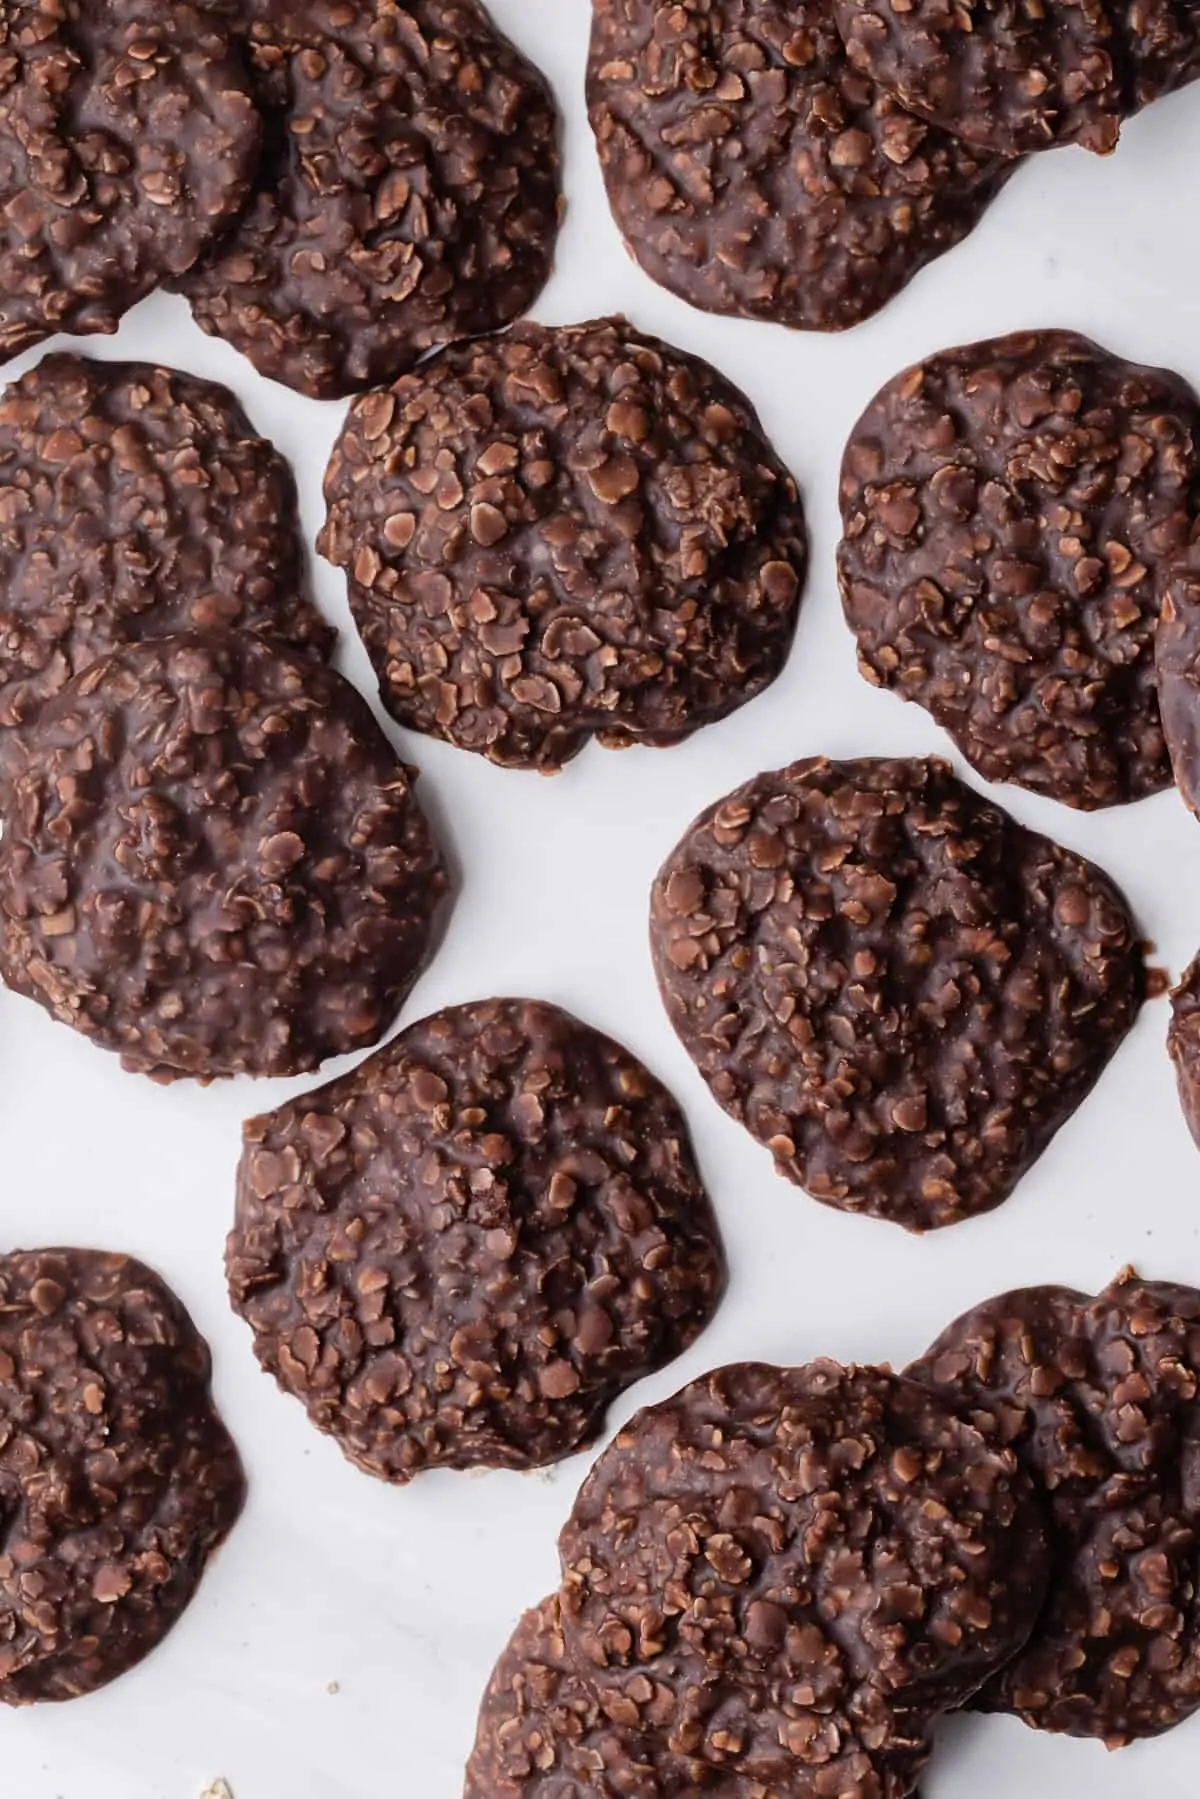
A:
[464,1593,774,1799]
[1155,520,1200,817]
[0,1248,244,1705]
[1167,956,1200,1148]
[0,353,332,743]
[838,330,1200,809]
[909,1271,1200,1744]
[832,0,1200,157]
[0,630,448,1082]
[228,998,726,1483]
[0,1,260,363]
[178,0,561,400]
[320,318,807,770]
[586,0,1015,335]
[650,755,1144,1232]
[558,1360,1050,1792]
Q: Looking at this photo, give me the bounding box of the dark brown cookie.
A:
[0,630,448,1082]
[0,1247,244,1705]
[228,998,726,1483]
[0,353,333,744]
[833,0,1200,157]
[465,1593,758,1799]
[586,0,1015,335]
[558,1360,1050,1792]
[1167,955,1200,1147]
[650,755,1144,1232]
[1156,519,1200,816]
[838,330,1200,808]
[909,1271,1200,1744]
[177,0,561,401]
[0,1,260,362]
[320,318,807,771]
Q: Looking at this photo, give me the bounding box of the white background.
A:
[4,4,1200,1795]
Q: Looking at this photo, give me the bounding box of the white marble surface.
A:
[4,4,1200,1795]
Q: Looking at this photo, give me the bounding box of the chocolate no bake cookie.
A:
[1155,520,1200,815]
[650,756,1144,1231]
[558,1359,1049,1791]
[0,1248,244,1705]
[0,1,260,362]
[0,353,332,745]
[0,631,448,1081]
[320,318,807,770]
[832,0,1200,157]
[228,998,726,1482]
[1167,956,1200,1147]
[910,1271,1200,1743]
[178,0,562,400]
[466,1592,782,1799]
[586,0,1015,334]
[838,330,1200,808]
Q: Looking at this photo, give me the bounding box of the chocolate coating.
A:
[465,1593,758,1799]
[838,330,1200,808]
[650,755,1144,1231]
[0,0,260,361]
[0,1248,244,1705]
[1155,520,1200,817]
[228,998,726,1482]
[1167,955,1200,1148]
[832,0,1200,157]
[0,630,448,1081]
[0,353,332,744]
[178,0,562,400]
[909,1272,1200,1743]
[586,0,1015,335]
[320,318,807,770]
[558,1359,1049,1791]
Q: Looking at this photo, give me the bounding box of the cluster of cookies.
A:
[587,0,1200,330]
[0,0,562,398]
[469,1271,1200,1799]
[2,0,1200,1788]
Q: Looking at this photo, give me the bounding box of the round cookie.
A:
[0,1,260,362]
[650,755,1144,1232]
[0,630,449,1082]
[465,1594,755,1799]
[832,0,1200,158]
[178,0,562,400]
[320,318,807,771]
[0,1247,244,1705]
[909,1271,1200,1743]
[0,353,333,742]
[557,1360,1050,1791]
[227,998,726,1483]
[838,330,1200,808]
[1167,955,1200,1148]
[586,0,1015,335]
[1155,521,1200,816]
